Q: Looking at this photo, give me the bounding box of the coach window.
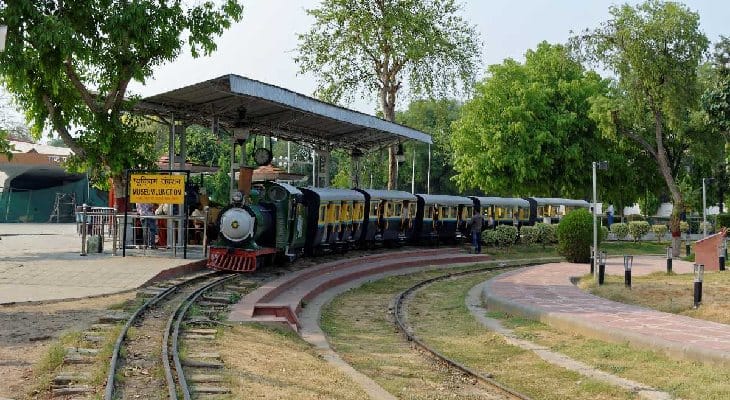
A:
[408,203,417,218]
[384,202,393,218]
[318,205,326,224]
[353,202,363,220]
[342,203,351,221]
[370,201,379,219]
[394,202,403,218]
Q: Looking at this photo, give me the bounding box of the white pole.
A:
[703,178,707,238]
[0,25,7,52]
[312,150,316,188]
[427,143,431,194]
[593,162,598,282]
[287,141,291,173]
[411,149,416,194]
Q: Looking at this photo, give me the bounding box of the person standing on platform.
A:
[607,204,614,228]
[137,202,157,248]
[470,209,483,254]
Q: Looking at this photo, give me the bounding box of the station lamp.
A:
[396,143,406,164]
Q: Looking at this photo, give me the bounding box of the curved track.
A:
[392,265,533,400]
[162,273,238,400]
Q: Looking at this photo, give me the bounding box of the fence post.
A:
[203,206,209,258]
[80,204,88,256]
[112,207,118,256]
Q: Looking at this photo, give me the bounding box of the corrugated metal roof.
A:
[300,187,365,202]
[134,74,432,151]
[472,197,530,208]
[417,194,473,206]
[359,189,417,202]
[531,197,590,207]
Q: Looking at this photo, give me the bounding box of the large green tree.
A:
[702,37,730,212]
[573,0,709,255]
[0,0,242,202]
[295,0,481,190]
[452,42,647,208]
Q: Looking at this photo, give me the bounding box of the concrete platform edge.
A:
[482,278,730,368]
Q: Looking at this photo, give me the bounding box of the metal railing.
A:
[77,207,209,258]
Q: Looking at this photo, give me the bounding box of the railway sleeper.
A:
[193,385,231,395]
[63,353,95,365]
[81,332,106,343]
[188,374,224,383]
[186,328,218,335]
[182,359,224,368]
[89,323,115,331]
[183,333,216,340]
[98,312,129,323]
[201,294,235,304]
[51,385,94,396]
[53,373,90,385]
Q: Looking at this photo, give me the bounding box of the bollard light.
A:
[693,263,704,308]
[590,245,595,274]
[666,246,673,274]
[719,244,726,272]
[624,255,633,288]
[598,251,607,285]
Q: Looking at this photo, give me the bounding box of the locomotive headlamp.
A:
[232,191,243,203]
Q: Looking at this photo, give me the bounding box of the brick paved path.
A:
[483,256,730,366]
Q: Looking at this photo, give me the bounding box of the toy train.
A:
[206,179,589,272]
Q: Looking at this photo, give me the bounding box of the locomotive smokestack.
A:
[239,166,254,198]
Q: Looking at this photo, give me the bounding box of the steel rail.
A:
[163,273,238,400]
[392,264,533,400]
[103,271,218,400]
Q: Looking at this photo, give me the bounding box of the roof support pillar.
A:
[350,150,363,189]
[316,148,330,188]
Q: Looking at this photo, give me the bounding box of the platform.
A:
[229,248,493,329]
[483,256,730,367]
[0,223,205,304]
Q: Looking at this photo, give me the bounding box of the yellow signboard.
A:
[130,174,185,204]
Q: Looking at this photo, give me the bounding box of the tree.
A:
[396,98,462,194]
[451,42,646,207]
[295,0,481,190]
[573,0,709,256]
[0,0,243,204]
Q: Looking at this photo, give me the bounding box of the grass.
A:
[579,270,730,325]
[492,311,730,399]
[409,273,635,400]
[322,264,635,399]
[218,323,370,400]
[30,331,85,397]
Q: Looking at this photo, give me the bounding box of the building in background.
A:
[0,140,107,222]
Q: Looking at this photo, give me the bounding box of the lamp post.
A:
[693,263,704,308]
[702,178,714,238]
[592,161,608,282]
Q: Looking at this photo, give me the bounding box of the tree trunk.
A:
[380,86,398,190]
[112,174,128,213]
[652,110,682,257]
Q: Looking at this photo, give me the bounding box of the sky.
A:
[128,0,730,115]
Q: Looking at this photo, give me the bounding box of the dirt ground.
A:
[0,292,135,399]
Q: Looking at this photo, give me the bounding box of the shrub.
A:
[628,221,651,242]
[651,224,668,242]
[700,221,714,235]
[680,221,689,234]
[482,230,497,247]
[610,223,629,241]
[716,214,730,230]
[535,223,557,245]
[600,226,609,241]
[494,225,518,249]
[520,225,539,245]
[557,209,600,263]
[626,214,645,222]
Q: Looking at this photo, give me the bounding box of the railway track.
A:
[102,271,266,400]
[392,264,533,400]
